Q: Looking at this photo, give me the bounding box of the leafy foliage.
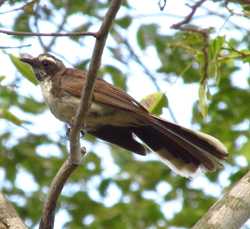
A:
[9,54,38,85]
[140,92,168,115]
[1,0,250,228]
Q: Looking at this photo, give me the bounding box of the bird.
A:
[20,54,229,178]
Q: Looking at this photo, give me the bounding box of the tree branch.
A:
[0,30,97,37]
[33,3,70,53]
[122,37,178,123]
[69,0,123,164]
[0,0,6,8]
[158,0,167,11]
[39,154,85,229]
[0,44,31,49]
[39,1,123,228]
[0,190,28,229]
[171,0,206,29]
[192,170,250,229]
[0,0,36,15]
[171,0,209,84]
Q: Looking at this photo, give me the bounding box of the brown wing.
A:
[61,68,148,114]
[60,68,87,96]
[60,68,228,178]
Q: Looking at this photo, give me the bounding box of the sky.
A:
[1,0,250,228]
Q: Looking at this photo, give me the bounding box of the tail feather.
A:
[157,148,205,178]
[155,116,228,160]
[131,115,228,178]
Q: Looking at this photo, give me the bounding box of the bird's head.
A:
[20,54,66,82]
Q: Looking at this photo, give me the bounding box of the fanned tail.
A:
[131,115,228,178]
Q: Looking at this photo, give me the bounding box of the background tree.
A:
[0,0,250,228]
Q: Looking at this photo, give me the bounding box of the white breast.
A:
[39,79,79,123]
[39,80,139,129]
[40,79,53,106]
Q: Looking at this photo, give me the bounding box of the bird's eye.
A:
[42,61,49,66]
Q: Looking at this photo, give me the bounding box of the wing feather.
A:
[61,68,148,114]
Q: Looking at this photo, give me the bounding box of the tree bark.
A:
[0,190,28,229]
[192,170,250,229]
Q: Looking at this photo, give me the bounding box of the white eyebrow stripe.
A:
[38,55,57,64]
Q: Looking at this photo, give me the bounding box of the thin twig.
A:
[158,0,167,11]
[123,38,160,91]
[0,0,6,7]
[171,0,206,29]
[33,4,46,52]
[0,0,36,15]
[44,2,69,53]
[122,38,178,123]
[0,30,97,37]
[0,44,31,49]
[171,0,210,84]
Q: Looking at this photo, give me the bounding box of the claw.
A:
[66,128,71,140]
[66,127,84,139]
[69,117,75,127]
[67,117,85,139]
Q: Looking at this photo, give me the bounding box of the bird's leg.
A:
[67,117,85,139]
[80,130,85,138]
[66,127,71,140]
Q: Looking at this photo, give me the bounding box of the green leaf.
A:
[137,24,158,50]
[99,179,112,197]
[137,25,146,50]
[0,104,23,126]
[196,51,204,61]
[243,56,250,64]
[240,140,250,162]
[9,54,38,85]
[155,36,167,53]
[116,15,132,28]
[210,36,225,61]
[140,92,168,115]
[215,64,221,85]
[206,86,212,101]
[175,30,204,46]
[101,65,127,91]
[12,12,32,40]
[223,58,235,66]
[199,84,208,118]
[0,76,6,83]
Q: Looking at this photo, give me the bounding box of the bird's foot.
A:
[67,117,85,139]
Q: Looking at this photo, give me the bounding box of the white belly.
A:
[85,103,139,131]
[40,80,79,123]
[39,80,139,129]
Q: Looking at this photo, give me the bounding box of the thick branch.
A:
[39,1,123,228]
[0,190,28,229]
[192,170,250,229]
[39,154,85,229]
[69,0,123,164]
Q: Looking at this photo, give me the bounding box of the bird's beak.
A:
[20,58,34,65]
